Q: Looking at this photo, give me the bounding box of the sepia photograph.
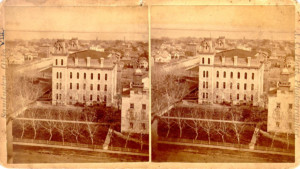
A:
[1,1,299,168]
[151,5,296,162]
[4,6,149,163]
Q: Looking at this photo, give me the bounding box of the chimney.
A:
[100,58,104,67]
[221,56,225,65]
[247,57,251,66]
[234,56,238,66]
[87,57,90,67]
[75,57,78,66]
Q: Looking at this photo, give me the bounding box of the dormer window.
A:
[130,103,134,109]
[276,103,281,108]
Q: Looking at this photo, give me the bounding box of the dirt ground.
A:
[153,144,294,162]
[13,145,148,163]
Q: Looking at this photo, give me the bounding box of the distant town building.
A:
[285,55,295,69]
[154,50,171,63]
[160,42,172,50]
[8,52,25,64]
[171,51,180,59]
[124,50,139,58]
[186,43,197,56]
[138,57,148,69]
[236,44,252,51]
[198,38,264,106]
[39,44,51,58]
[89,45,105,52]
[267,68,294,134]
[121,69,149,134]
[24,53,34,61]
[52,40,117,107]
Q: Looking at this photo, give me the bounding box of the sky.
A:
[5,6,148,41]
[151,6,295,41]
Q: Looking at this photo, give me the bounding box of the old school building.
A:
[198,38,264,106]
[52,39,117,107]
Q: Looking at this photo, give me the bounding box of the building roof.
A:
[138,56,148,62]
[268,88,278,97]
[122,89,131,97]
[187,66,199,72]
[68,50,109,59]
[281,68,289,74]
[156,50,170,58]
[214,49,263,68]
[67,50,115,68]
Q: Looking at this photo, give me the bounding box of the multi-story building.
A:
[198,38,264,106]
[267,68,294,134]
[52,40,117,107]
[121,69,149,134]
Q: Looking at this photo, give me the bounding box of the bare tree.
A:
[124,130,131,148]
[55,109,69,145]
[28,108,40,140]
[160,114,174,138]
[84,111,98,145]
[270,132,277,148]
[214,110,228,143]
[15,118,30,139]
[185,109,202,140]
[200,108,214,144]
[151,67,190,116]
[173,107,186,138]
[40,109,56,142]
[229,107,245,145]
[6,71,44,126]
[151,68,190,139]
[68,111,83,144]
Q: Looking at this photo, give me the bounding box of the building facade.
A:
[198,38,264,106]
[52,40,117,107]
[121,69,149,134]
[267,69,294,134]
